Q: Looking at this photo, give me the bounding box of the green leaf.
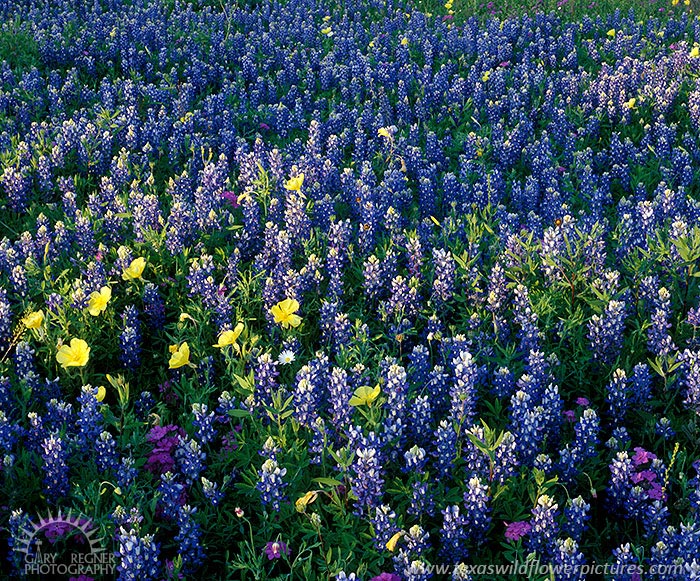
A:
[312,477,343,487]
[228,409,251,418]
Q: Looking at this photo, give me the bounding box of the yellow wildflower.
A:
[386,531,405,552]
[168,342,190,369]
[87,286,111,316]
[122,257,146,281]
[349,384,381,407]
[22,310,44,329]
[56,338,90,369]
[295,490,318,512]
[96,386,107,402]
[213,322,245,348]
[270,298,302,329]
[607,29,616,38]
[284,173,304,192]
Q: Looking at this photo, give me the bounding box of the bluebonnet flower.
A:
[451,563,474,580]
[606,369,629,426]
[253,353,279,409]
[363,255,384,300]
[158,472,186,520]
[463,476,491,543]
[449,351,478,430]
[512,284,541,353]
[216,391,239,420]
[424,364,449,416]
[404,445,428,473]
[371,505,399,551]
[328,367,352,437]
[0,411,18,454]
[528,494,559,560]
[8,509,31,572]
[120,305,142,370]
[554,538,586,581]
[611,543,642,580]
[509,390,544,464]
[655,417,675,439]
[493,431,519,484]
[563,496,591,542]
[588,299,626,365]
[175,505,205,573]
[176,437,206,483]
[462,424,490,478]
[408,395,433,448]
[492,366,515,398]
[257,458,287,512]
[201,477,224,506]
[76,385,104,454]
[349,441,384,516]
[41,432,70,500]
[630,362,652,408]
[433,419,457,477]
[260,436,282,461]
[440,505,468,564]
[309,417,327,465]
[95,431,119,473]
[643,500,670,536]
[382,361,408,453]
[115,527,160,581]
[117,457,138,490]
[0,289,12,349]
[142,283,166,329]
[406,232,424,279]
[191,403,216,445]
[647,287,676,357]
[134,391,156,421]
[409,480,435,518]
[432,248,455,303]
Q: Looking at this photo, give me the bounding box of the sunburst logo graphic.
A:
[15,508,115,578]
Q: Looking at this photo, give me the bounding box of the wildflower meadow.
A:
[1,0,700,579]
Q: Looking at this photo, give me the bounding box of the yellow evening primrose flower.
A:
[378,127,391,138]
[96,386,107,402]
[270,298,302,329]
[321,27,333,36]
[691,45,700,58]
[349,384,381,407]
[386,531,405,552]
[295,490,319,513]
[284,173,304,192]
[607,29,616,38]
[122,257,146,281]
[87,286,111,316]
[56,338,90,369]
[22,310,44,329]
[624,97,636,110]
[482,71,491,82]
[213,322,245,348]
[168,342,190,369]
[401,37,409,46]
